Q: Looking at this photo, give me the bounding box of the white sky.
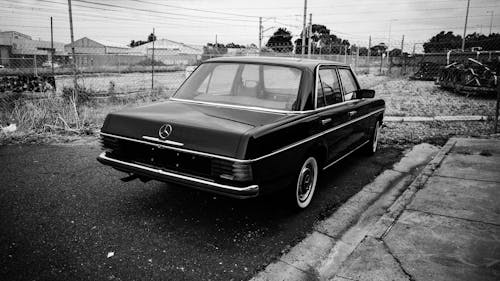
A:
[1,0,499,51]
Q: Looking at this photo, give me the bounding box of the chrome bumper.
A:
[97,152,259,199]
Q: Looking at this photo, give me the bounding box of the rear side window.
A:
[338,68,358,101]
[204,64,238,96]
[317,68,342,108]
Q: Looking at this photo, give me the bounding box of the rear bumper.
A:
[97,152,259,199]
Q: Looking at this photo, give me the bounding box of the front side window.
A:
[317,68,342,108]
[338,68,358,101]
[174,63,303,111]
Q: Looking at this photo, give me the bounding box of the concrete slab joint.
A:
[251,143,442,281]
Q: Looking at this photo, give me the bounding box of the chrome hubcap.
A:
[298,166,313,202]
[373,122,380,152]
[296,157,318,208]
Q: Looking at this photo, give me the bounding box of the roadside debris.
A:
[1,123,17,134]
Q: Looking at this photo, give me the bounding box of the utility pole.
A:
[259,17,262,53]
[462,0,471,51]
[50,17,54,75]
[400,35,405,54]
[151,28,155,92]
[301,0,307,56]
[487,11,494,35]
[67,0,79,124]
[308,13,312,57]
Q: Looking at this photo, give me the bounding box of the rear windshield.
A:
[173,62,302,111]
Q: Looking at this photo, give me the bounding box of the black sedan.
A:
[98,57,385,209]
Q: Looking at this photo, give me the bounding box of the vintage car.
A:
[97,57,385,209]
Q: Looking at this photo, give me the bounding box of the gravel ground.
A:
[374,79,497,117]
[380,120,496,148]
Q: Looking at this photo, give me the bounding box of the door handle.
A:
[321,118,332,125]
[348,110,357,117]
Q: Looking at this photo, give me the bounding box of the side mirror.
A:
[357,89,375,99]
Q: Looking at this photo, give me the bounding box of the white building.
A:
[131,38,203,65]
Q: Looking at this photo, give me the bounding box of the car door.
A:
[315,66,356,164]
[337,67,373,148]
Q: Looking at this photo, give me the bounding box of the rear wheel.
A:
[364,120,381,155]
[294,156,318,209]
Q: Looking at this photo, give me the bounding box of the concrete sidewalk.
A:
[331,137,500,281]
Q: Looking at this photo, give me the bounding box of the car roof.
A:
[204,56,349,70]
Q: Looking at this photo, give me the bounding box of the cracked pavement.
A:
[331,138,500,281]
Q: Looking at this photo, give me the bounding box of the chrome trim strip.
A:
[100,108,384,163]
[170,98,299,114]
[101,132,246,162]
[98,152,259,194]
[322,140,370,170]
[142,136,184,146]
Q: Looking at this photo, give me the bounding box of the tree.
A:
[266,28,293,53]
[294,24,350,54]
[370,43,387,56]
[422,31,500,53]
[147,32,157,42]
[358,47,369,56]
[129,33,157,47]
[226,42,245,48]
[423,31,462,53]
[389,48,402,57]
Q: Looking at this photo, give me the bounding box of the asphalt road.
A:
[0,144,401,281]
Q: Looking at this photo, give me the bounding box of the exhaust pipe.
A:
[120,174,138,182]
[120,174,151,183]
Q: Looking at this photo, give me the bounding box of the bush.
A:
[61,85,96,107]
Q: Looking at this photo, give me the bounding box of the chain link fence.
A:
[1,39,499,97]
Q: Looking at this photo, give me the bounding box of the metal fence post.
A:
[34,54,38,76]
[151,28,155,93]
[344,45,348,64]
[495,76,500,133]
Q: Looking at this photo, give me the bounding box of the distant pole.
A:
[400,35,405,54]
[308,13,312,57]
[259,17,262,54]
[50,16,54,75]
[400,35,405,76]
[487,11,494,35]
[151,28,155,92]
[301,0,307,56]
[462,0,471,51]
[367,35,371,74]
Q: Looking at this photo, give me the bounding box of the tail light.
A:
[212,159,253,182]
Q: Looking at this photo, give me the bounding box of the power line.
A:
[126,0,259,18]
[71,0,257,22]
[3,3,256,27]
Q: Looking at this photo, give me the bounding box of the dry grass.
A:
[0,90,170,145]
[374,79,497,117]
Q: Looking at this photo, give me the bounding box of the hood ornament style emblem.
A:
[158,124,173,139]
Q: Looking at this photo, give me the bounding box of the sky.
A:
[1,0,499,52]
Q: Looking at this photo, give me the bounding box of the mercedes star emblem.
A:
[158,124,173,139]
